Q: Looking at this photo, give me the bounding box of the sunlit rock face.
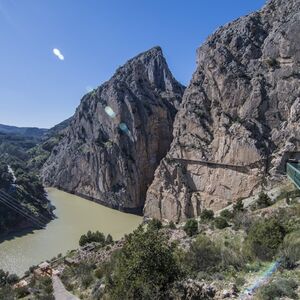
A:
[42,47,185,213]
[144,0,300,221]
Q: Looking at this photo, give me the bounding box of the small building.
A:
[34,262,52,277]
[64,257,78,266]
[13,279,28,289]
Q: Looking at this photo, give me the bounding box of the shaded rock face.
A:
[144,0,300,221]
[42,47,185,213]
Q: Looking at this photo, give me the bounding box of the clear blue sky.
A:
[0,0,266,128]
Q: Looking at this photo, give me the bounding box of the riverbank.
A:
[0,188,142,276]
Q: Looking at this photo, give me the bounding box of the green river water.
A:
[0,188,142,276]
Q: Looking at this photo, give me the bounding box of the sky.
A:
[0,0,266,129]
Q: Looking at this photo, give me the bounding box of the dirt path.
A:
[52,275,79,300]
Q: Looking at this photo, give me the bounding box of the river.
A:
[0,188,142,276]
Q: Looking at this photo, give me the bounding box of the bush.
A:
[109,225,181,299]
[6,274,19,285]
[220,209,233,220]
[147,218,162,231]
[79,230,106,247]
[233,199,244,213]
[168,221,176,229]
[244,218,285,261]
[200,209,214,221]
[281,230,300,269]
[256,278,298,300]
[183,219,198,237]
[106,234,113,245]
[214,217,229,229]
[185,235,221,273]
[256,192,272,209]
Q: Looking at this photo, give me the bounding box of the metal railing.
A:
[287,162,300,190]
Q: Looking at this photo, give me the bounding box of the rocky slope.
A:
[42,47,184,213]
[144,0,300,221]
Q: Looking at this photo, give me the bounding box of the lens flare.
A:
[104,106,116,118]
[53,48,64,60]
[240,260,281,299]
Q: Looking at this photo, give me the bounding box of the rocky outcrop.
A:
[144,0,300,221]
[42,47,184,213]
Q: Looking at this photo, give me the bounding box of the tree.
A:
[79,230,106,247]
[106,234,113,245]
[109,226,181,299]
[183,219,198,237]
[245,218,285,260]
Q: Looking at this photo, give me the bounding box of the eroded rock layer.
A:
[144,0,300,221]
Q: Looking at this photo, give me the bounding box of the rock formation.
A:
[42,47,185,213]
[144,0,300,221]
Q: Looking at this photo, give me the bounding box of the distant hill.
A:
[0,124,48,138]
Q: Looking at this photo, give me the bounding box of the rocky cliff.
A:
[42,47,185,213]
[144,0,300,221]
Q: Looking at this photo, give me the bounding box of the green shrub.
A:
[214,217,229,229]
[233,199,244,213]
[256,192,272,209]
[147,218,162,231]
[183,219,198,237]
[185,235,221,273]
[235,277,246,287]
[281,230,300,269]
[168,221,176,229]
[106,234,113,245]
[79,230,106,247]
[109,226,181,299]
[220,209,233,220]
[15,286,29,298]
[200,209,214,221]
[256,278,298,300]
[244,218,285,261]
[265,57,279,68]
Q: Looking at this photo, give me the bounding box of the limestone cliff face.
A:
[144,0,300,221]
[42,47,185,213]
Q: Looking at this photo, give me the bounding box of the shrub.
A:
[233,199,244,213]
[185,235,221,273]
[232,211,253,232]
[256,278,298,300]
[168,221,176,229]
[147,218,162,231]
[235,277,246,287]
[15,286,29,298]
[79,230,106,247]
[244,218,285,261]
[214,217,229,229]
[106,234,113,245]
[220,209,233,220]
[281,230,300,269]
[6,274,19,285]
[256,192,272,209]
[200,209,214,221]
[109,226,181,299]
[266,57,279,68]
[183,219,198,237]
